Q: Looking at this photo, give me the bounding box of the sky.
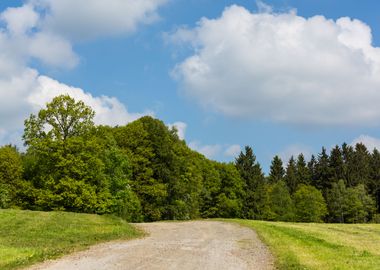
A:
[1,0,380,173]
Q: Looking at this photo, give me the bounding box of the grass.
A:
[0,209,143,270]
[229,219,380,270]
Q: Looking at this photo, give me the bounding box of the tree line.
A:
[0,95,378,223]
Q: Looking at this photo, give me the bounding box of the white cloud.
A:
[0,1,164,145]
[278,144,312,163]
[189,141,242,159]
[29,76,151,126]
[224,144,241,157]
[352,135,380,151]
[172,4,380,126]
[32,0,168,41]
[188,141,222,159]
[168,122,187,140]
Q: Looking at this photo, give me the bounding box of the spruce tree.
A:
[296,153,311,186]
[329,145,344,182]
[284,156,297,194]
[235,146,266,219]
[315,147,331,193]
[268,155,285,184]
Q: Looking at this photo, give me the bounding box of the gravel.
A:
[28,221,274,270]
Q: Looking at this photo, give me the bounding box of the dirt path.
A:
[28,221,274,270]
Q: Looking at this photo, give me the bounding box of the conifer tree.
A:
[284,156,297,194]
[235,146,266,219]
[296,153,311,186]
[315,147,331,193]
[268,155,285,184]
[329,145,344,182]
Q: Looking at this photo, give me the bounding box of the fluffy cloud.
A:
[0,1,165,145]
[278,144,312,163]
[188,141,222,159]
[224,144,241,157]
[352,135,380,151]
[188,141,241,159]
[31,0,167,40]
[168,122,187,140]
[172,5,380,126]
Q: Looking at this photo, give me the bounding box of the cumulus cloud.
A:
[278,144,312,163]
[189,141,222,159]
[224,144,241,157]
[171,4,380,126]
[0,1,165,145]
[188,141,242,159]
[168,122,187,140]
[352,135,380,151]
[31,0,167,40]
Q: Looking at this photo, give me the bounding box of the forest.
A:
[0,95,379,223]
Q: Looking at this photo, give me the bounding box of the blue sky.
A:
[1,0,380,173]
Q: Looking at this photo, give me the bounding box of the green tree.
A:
[329,145,344,182]
[284,157,297,194]
[345,184,375,223]
[314,147,331,193]
[268,180,294,221]
[0,145,23,208]
[22,95,139,219]
[326,179,347,223]
[369,149,380,212]
[294,185,327,222]
[268,155,285,184]
[235,146,266,219]
[215,163,244,218]
[296,153,311,186]
[350,143,370,187]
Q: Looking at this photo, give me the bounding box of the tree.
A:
[268,180,294,221]
[326,180,347,223]
[268,155,285,184]
[296,153,311,186]
[294,185,327,223]
[345,184,375,223]
[23,95,94,146]
[0,145,23,208]
[215,163,245,218]
[329,145,344,182]
[235,146,266,219]
[350,143,370,187]
[314,147,331,193]
[284,157,297,194]
[369,149,380,213]
[22,95,138,219]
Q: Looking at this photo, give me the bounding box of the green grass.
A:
[229,219,380,270]
[0,209,143,270]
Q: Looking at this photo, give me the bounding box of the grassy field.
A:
[0,209,142,270]
[231,219,380,270]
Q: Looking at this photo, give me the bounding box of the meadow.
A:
[232,219,380,270]
[0,209,142,270]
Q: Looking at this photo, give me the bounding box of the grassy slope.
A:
[230,219,380,270]
[0,209,142,270]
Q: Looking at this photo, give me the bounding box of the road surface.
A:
[28,221,274,270]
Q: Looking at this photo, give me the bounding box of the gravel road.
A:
[28,221,274,270]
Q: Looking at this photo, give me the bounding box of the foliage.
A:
[294,185,327,222]
[268,181,294,221]
[235,146,266,219]
[1,94,379,224]
[268,155,284,184]
[0,145,23,208]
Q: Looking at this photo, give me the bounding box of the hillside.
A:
[0,209,142,270]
